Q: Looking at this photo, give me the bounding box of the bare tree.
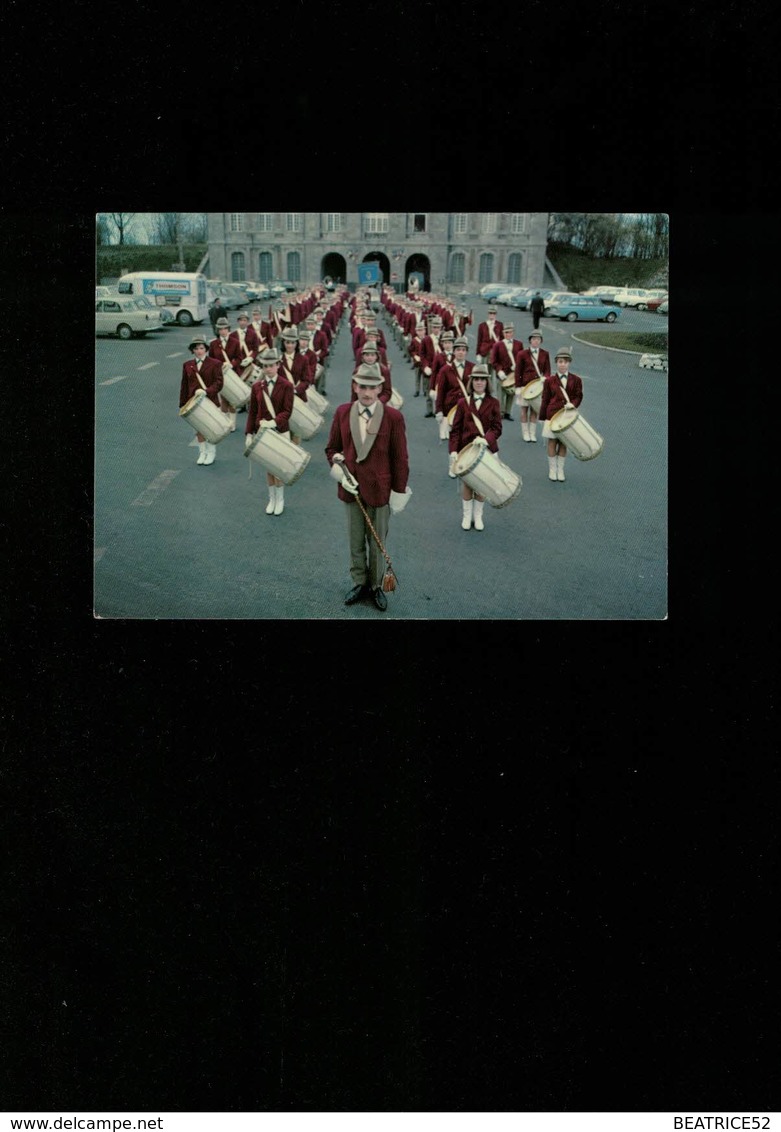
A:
[109,213,137,246]
[180,213,208,242]
[96,214,113,247]
[149,213,180,245]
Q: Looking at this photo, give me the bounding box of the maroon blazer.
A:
[280,351,315,398]
[209,334,243,372]
[539,372,584,421]
[419,334,441,374]
[245,374,294,435]
[435,360,474,416]
[448,394,503,455]
[249,321,272,353]
[490,339,524,378]
[229,325,260,360]
[476,320,504,358]
[351,362,392,405]
[515,347,552,387]
[430,350,455,393]
[325,402,409,507]
[180,356,224,407]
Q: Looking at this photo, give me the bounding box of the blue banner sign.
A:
[358,262,381,285]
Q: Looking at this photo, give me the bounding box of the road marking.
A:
[99,376,128,385]
[166,352,184,358]
[94,547,106,562]
[131,470,181,507]
[138,362,159,370]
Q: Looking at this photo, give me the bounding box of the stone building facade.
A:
[207,212,549,293]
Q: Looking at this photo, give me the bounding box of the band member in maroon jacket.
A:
[490,322,524,422]
[351,342,392,405]
[453,305,473,339]
[539,345,583,483]
[436,337,474,477]
[249,308,273,356]
[277,327,309,447]
[296,327,319,392]
[229,313,261,408]
[515,330,551,442]
[431,331,456,439]
[209,317,244,430]
[448,364,502,531]
[476,305,504,366]
[180,335,224,466]
[420,321,442,417]
[410,323,427,402]
[245,349,295,516]
[325,363,410,613]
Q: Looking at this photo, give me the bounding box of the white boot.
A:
[448,452,458,479]
[196,441,207,465]
[273,485,285,515]
[556,455,566,482]
[548,456,557,481]
[461,499,473,530]
[473,499,485,531]
[438,416,449,441]
[521,420,530,442]
[528,419,537,442]
[230,411,237,432]
[266,486,276,514]
[203,442,216,465]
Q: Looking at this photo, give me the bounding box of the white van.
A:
[116,271,209,326]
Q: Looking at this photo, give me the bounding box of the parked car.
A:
[514,288,556,311]
[96,285,116,299]
[657,300,668,316]
[505,288,533,308]
[543,291,580,314]
[495,287,527,305]
[95,297,163,339]
[478,283,508,301]
[582,285,623,303]
[614,288,668,310]
[269,279,296,295]
[639,353,668,371]
[646,293,669,312]
[133,294,175,324]
[545,296,621,323]
[209,283,249,309]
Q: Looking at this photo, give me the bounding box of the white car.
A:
[614,288,668,310]
[96,297,164,339]
[96,285,116,299]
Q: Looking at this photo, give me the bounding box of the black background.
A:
[2,6,777,1114]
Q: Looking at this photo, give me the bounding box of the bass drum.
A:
[219,365,252,408]
[306,386,330,415]
[520,378,544,414]
[244,429,311,484]
[179,391,231,444]
[389,387,404,409]
[289,395,324,440]
[550,408,604,460]
[453,440,522,508]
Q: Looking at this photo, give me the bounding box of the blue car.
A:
[545,296,621,322]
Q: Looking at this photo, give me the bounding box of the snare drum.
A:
[244,429,311,484]
[179,391,231,444]
[289,395,324,440]
[549,407,604,460]
[500,373,517,390]
[306,386,330,415]
[520,378,544,414]
[389,388,404,409]
[453,441,522,508]
[219,365,252,408]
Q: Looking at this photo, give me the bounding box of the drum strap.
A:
[559,377,574,405]
[193,364,208,392]
[530,352,544,381]
[470,406,486,437]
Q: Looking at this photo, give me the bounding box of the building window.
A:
[482,213,497,234]
[287,251,301,282]
[413,214,426,233]
[326,213,342,233]
[507,253,522,284]
[453,213,468,235]
[258,251,273,282]
[257,213,273,231]
[231,251,246,282]
[230,213,243,232]
[364,213,389,234]
[286,213,302,232]
[479,253,494,284]
[448,252,465,284]
[511,213,526,235]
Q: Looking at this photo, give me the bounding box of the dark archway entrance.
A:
[362,250,391,286]
[405,253,431,291]
[321,252,347,286]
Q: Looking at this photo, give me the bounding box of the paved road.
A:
[94,296,667,619]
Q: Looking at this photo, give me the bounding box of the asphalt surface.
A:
[94,297,667,620]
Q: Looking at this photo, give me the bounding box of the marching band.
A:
[177,282,603,609]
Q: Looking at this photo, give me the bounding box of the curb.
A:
[570,334,646,356]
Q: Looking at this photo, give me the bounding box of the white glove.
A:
[424,367,432,376]
[332,452,345,463]
[435,411,443,421]
[259,418,277,430]
[341,475,359,495]
[564,402,577,411]
[448,452,457,465]
[472,436,488,449]
[389,487,412,514]
[244,433,253,449]
[330,461,346,484]
[241,355,253,367]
